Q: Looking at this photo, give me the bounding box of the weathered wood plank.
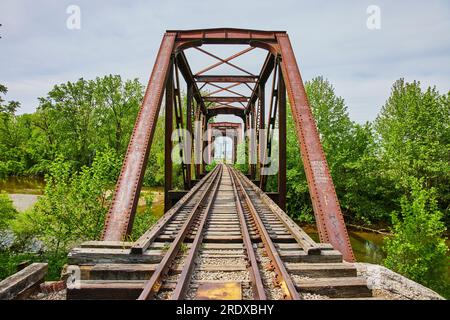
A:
[79,241,133,249]
[67,280,250,300]
[294,277,372,298]
[0,263,48,300]
[286,263,357,277]
[68,247,164,264]
[80,264,158,280]
[279,250,343,263]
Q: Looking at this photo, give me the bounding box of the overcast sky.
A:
[1,0,449,123]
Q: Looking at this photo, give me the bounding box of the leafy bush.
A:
[7,149,161,280]
[0,250,38,280]
[383,177,449,297]
[130,193,158,241]
[205,160,217,172]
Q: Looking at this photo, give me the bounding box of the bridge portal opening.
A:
[101,28,355,262]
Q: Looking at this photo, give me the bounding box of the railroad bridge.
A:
[66,28,374,300]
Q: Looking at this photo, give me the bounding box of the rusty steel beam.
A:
[247,53,275,110]
[276,33,355,262]
[176,51,207,115]
[203,96,249,103]
[209,121,242,128]
[208,103,237,109]
[169,28,282,44]
[164,64,174,213]
[186,83,193,189]
[173,61,188,189]
[195,75,258,83]
[260,60,279,191]
[278,71,286,212]
[206,106,245,120]
[102,33,176,241]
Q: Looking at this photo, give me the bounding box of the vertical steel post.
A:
[258,84,265,181]
[250,106,257,180]
[194,107,201,179]
[102,33,176,240]
[164,62,174,213]
[276,33,355,262]
[233,135,238,164]
[278,67,287,211]
[202,115,207,174]
[186,83,193,188]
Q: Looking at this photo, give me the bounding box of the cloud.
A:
[0,0,448,124]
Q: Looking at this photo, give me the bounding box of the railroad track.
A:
[66,164,374,300]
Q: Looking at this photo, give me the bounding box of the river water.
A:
[0,177,386,264]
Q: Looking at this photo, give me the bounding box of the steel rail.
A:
[227,165,267,300]
[229,167,300,300]
[131,167,217,254]
[137,165,222,300]
[171,165,223,299]
[234,169,321,254]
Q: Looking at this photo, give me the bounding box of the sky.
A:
[0,0,449,124]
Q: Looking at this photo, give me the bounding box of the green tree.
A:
[383,177,449,297]
[0,85,30,177]
[34,75,143,171]
[37,79,98,167]
[143,110,165,187]
[286,76,393,224]
[375,79,450,221]
[93,75,143,155]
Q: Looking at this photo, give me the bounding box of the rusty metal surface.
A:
[203,96,249,103]
[175,52,207,114]
[102,32,176,241]
[196,282,242,300]
[276,33,355,262]
[206,107,245,121]
[260,59,279,191]
[195,75,258,83]
[247,53,274,108]
[164,65,174,212]
[277,72,287,211]
[169,28,283,44]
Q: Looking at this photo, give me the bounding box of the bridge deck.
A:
[66,165,372,300]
